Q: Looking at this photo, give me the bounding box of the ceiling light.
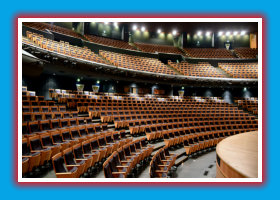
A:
[157,29,161,34]
[218,31,223,36]
[141,26,146,32]
[172,30,177,36]
[197,31,202,36]
[226,31,231,36]
[241,30,246,35]
[132,25,137,31]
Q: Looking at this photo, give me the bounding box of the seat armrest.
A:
[158,164,169,167]
[31,150,42,153]
[66,165,81,167]
[22,155,32,158]
[112,172,126,174]
[155,170,168,173]
[56,172,73,175]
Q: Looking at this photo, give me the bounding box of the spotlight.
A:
[104,22,109,25]
[233,31,238,36]
[96,80,100,84]
[206,31,211,36]
[226,31,231,36]
[141,26,146,32]
[77,78,80,82]
[132,25,137,31]
[172,30,177,36]
[114,22,118,27]
[157,29,161,34]
[218,31,223,36]
[197,31,202,36]
[241,30,246,35]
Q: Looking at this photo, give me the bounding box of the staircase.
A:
[166,64,184,75]
[129,42,141,51]
[215,66,232,78]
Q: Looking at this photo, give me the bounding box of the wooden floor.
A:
[216,131,258,178]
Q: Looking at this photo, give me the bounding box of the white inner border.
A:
[18,17,263,183]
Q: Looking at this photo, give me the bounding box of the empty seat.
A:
[52,153,79,178]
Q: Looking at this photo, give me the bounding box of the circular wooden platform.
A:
[216,131,258,178]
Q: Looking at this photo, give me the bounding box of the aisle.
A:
[175,151,216,178]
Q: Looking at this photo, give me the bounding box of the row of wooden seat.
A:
[123,116,256,135]
[111,112,253,130]
[146,122,257,141]
[99,50,177,75]
[22,111,78,122]
[149,147,177,178]
[164,126,256,148]
[234,48,258,59]
[184,48,235,58]
[49,88,233,103]
[183,132,222,157]
[168,60,227,78]
[22,100,55,107]
[23,106,66,113]
[103,138,153,178]
[134,42,185,55]
[85,34,136,50]
[218,63,258,79]
[51,134,133,178]
[235,98,258,115]
[23,129,132,177]
[24,32,108,65]
[22,117,104,138]
[23,22,84,39]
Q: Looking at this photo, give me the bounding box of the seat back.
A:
[53,153,67,173]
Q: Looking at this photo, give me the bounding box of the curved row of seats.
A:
[218,63,258,79]
[235,47,258,59]
[23,126,132,177]
[168,61,227,78]
[99,50,177,75]
[184,48,235,58]
[23,23,258,60]
[24,32,108,65]
[51,132,133,178]
[149,147,177,178]
[85,34,136,50]
[234,97,258,115]
[134,42,185,55]
[183,133,219,156]
[23,22,84,39]
[103,138,153,178]
[23,32,258,79]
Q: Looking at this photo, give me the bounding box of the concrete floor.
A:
[174,151,216,178]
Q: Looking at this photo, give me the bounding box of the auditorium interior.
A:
[20,20,260,180]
